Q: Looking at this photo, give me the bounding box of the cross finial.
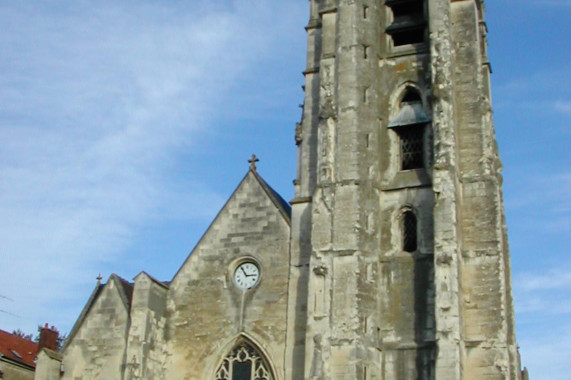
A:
[248,154,259,171]
[96,273,102,285]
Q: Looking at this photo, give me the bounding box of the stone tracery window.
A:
[215,340,273,380]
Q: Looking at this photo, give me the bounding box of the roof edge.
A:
[61,281,104,352]
[134,271,170,289]
[249,169,291,225]
[171,168,291,282]
[62,274,133,353]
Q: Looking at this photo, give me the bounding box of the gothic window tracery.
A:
[215,340,273,380]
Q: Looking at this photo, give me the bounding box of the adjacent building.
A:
[1,325,59,380]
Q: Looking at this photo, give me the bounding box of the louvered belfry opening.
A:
[388,88,429,170]
[386,0,427,47]
[399,126,424,170]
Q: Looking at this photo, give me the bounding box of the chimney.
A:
[38,323,59,352]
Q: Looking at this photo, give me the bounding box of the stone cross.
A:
[248,154,259,171]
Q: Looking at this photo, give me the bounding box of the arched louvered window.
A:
[403,211,418,252]
[388,88,431,170]
[215,340,273,380]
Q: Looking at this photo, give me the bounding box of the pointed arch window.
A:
[403,211,418,252]
[389,88,431,171]
[215,340,273,380]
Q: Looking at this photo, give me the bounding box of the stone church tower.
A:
[35,1,523,379]
[287,0,520,378]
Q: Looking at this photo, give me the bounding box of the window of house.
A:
[403,211,418,252]
[385,0,427,47]
[216,341,272,380]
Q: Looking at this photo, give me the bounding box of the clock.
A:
[233,262,260,290]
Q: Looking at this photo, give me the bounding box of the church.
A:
[35,0,525,379]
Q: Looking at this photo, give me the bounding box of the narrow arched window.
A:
[403,211,417,252]
[215,340,273,380]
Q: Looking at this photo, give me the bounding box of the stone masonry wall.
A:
[62,277,130,380]
[0,361,34,380]
[451,2,519,378]
[34,349,62,380]
[124,273,168,379]
[165,171,291,379]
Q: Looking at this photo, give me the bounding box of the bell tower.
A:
[286,0,521,379]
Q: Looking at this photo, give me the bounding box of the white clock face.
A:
[234,262,260,290]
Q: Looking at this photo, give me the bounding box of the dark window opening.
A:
[216,341,272,380]
[386,0,427,47]
[403,211,418,252]
[399,126,424,170]
[232,361,252,380]
[390,1,424,20]
[401,90,422,103]
[392,28,425,46]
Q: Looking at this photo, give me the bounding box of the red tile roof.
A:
[0,329,38,368]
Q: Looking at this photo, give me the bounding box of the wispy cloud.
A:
[517,296,571,316]
[529,0,571,6]
[0,1,304,333]
[554,101,571,116]
[504,171,570,237]
[493,67,571,126]
[516,269,571,292]
[494,99,571,119]
[509,171,570,205]
[514,268,571,375]
[519,325,571,378]
[495,67,571,94]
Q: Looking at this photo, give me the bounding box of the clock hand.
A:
[241,267,248,276]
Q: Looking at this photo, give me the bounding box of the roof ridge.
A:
[110,274,134,309]
[134,271,170,289]
[249,169,291,224]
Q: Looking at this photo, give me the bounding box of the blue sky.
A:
[0,1,569,378]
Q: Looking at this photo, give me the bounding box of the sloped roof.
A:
[114,274,134,310]
[0,329,38,369]
[63,274,133,352]
[250,169,291,223]
[38,347,62,361]
[134,271,170,289]
[171,168,291,282]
